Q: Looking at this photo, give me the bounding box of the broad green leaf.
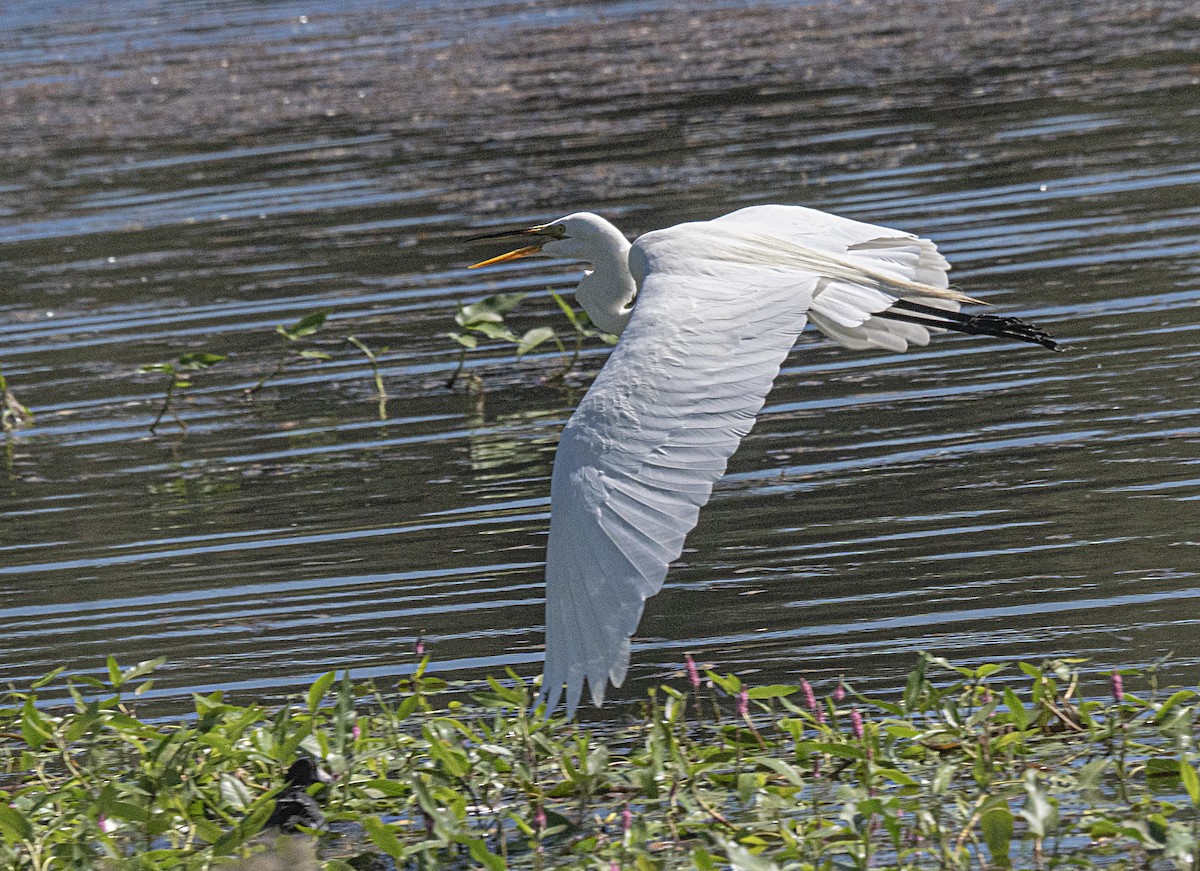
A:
[875,767,918,787]
[279,310,329,340]
[980,806,1013,866]
[1002,686,1028,730]
[447,332,478,349]
[107,655,122,687]
[0,804,32,843]
[705,671,741,695]
[364,778,408,797]
[516,326,557,356]
[308,671,336,712]
[20,698,52,750]
[1076,757,1110,791]
[177,352,226,369]
[1180,760,1200,807]
[1019,770,1057,837]
[470,321,517,341]
[362,816,405,859]
[753,756,804,786]
[467,839,505,871]
[219,773,252,810]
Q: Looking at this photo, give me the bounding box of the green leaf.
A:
[279,310,329,340]
[298,350,332,360]
[447,332,478,349]
[1002,686,1028,731]
[1180,760,1200,807]
[747,685,798,700]
[177,352,226,369]
[20,698,52,750]
[0,804,33,843]
[875,767,918,787]
[364,778,408,797]
[362,816,405,859]
[107,655,122,687]
[30,666,67,689]
[120,657,166,684]
[1153,690,1197,722]
[706,671,741,695]
[467,838,506,871]
[308,671,336,712]
[753,756,805,786]
[980,807,1013,866]
[219,774,252,810]
[1018,770,1057,837]
[516,326,557,357]
[470,321,517,341]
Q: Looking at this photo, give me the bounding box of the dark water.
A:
[1,0,1197,712]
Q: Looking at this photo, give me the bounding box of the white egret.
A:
[470,205,1058,717]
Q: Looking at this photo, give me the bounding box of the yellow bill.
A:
[468,244,544,269]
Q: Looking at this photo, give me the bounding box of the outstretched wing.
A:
[539,207,965,717]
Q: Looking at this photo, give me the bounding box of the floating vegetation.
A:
[1,655,1198,870]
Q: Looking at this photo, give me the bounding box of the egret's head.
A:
[468,213,622,268]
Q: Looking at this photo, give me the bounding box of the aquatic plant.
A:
[445,292,616,390]
[243,311,332,399]
[140,352,226,433]
[0,363,33,431]
[1,655,1198,870]
[346,336,390,421]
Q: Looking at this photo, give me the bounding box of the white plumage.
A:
[469,205,1056,717]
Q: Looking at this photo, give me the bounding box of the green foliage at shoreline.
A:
[1,655,1198,870]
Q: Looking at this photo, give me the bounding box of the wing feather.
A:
[541,224,819,716]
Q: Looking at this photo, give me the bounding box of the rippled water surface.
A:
[1,0,1198,712]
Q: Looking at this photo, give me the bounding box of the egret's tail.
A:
[877,299,1060,351]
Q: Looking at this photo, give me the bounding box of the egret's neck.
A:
[574,236,635,335]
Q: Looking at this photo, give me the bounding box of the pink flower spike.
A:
[799,678,818,712]
[534,806,547,832]
[1110,670,1124,702]
[622,805,633,834]
[737,688,749,718]
[850,708,864,740]
[684,654,701,689]
[832,681,845,702]
[352,724,361,740]
[415,635,425,657]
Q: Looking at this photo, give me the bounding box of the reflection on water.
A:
[0,0,1197,711]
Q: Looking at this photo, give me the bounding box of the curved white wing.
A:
[539,206,962,716]
[711,205,958,352]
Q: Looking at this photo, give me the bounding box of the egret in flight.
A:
[470,205,1057,717]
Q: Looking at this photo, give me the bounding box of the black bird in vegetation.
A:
[264,757,334,833]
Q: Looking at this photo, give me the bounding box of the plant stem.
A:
[243,357,289,398]
[150,377,183,433]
